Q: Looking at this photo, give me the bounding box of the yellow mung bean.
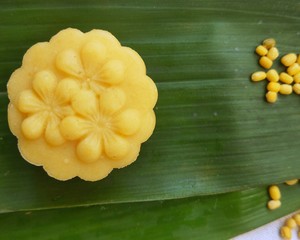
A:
[281,53,297,67]
[259,56,273,69]
[297,54,300,64]
[280,226,292,239]
[294,73,300,83]
[267,82,280,92]
[267,200,281,210]
[267,47,279,60]
[251,71,266,81]
[279,72,294,84]
[285,179,298,185]
[255,45,268,56]
[266,69,279,82]
[280,84,293,95]
[268,185,281,200]
[293,84,300,94]
[285,218,297,229]
[294,214,300,226]
[287,63,300,76]
[263,38,276,49]
[265,91,277,103]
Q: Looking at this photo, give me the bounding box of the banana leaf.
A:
[1,0,300,238]
[1,184,300,240]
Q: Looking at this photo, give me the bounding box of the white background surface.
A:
[234,211,299,240]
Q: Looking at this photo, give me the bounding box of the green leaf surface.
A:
[1,1,300,213]
[1,184,300,240]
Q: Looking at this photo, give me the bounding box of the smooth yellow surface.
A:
[280,226,292,239]
[281,53,297,67]
[297,55,300,64]
[262,38,276,49]
[293,84,300,95]
[266,69,279,82]
[279,72,294,84]
[255,45,268,56]
[251,71,266,81]
[293,214,300,226]
[279,84,293,95]
[280,218,296,240]
[294,73,300,83]
[268,185,281,200]
[259,56,273,69]
[285,218,297,229]
[267,47,279,61]
[7,28,158,181]
[267,200,281,210]
[285,179,299,185]
[265,91,277,103]
[267,82,280,92]
[287,63,300,76]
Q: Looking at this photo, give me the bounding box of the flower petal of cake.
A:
[71,90,98,119]
[18,90,45,113]
[103,133,129,160]
[45,115,66,146]
[81,41,107,77]
[96,59,125,85]
[32,70,58,100]
[99,88,126,115]
[21,112,48,140]
[76,132,103,163]
[60,116,90,141]
[55,78,81,103]
[114,109,141,136]
[56,49,85,78]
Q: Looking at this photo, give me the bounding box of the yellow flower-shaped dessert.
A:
[18,71,77,146]
[56,40,125,94]
[60,89,142,163]
[7,28,158,181]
